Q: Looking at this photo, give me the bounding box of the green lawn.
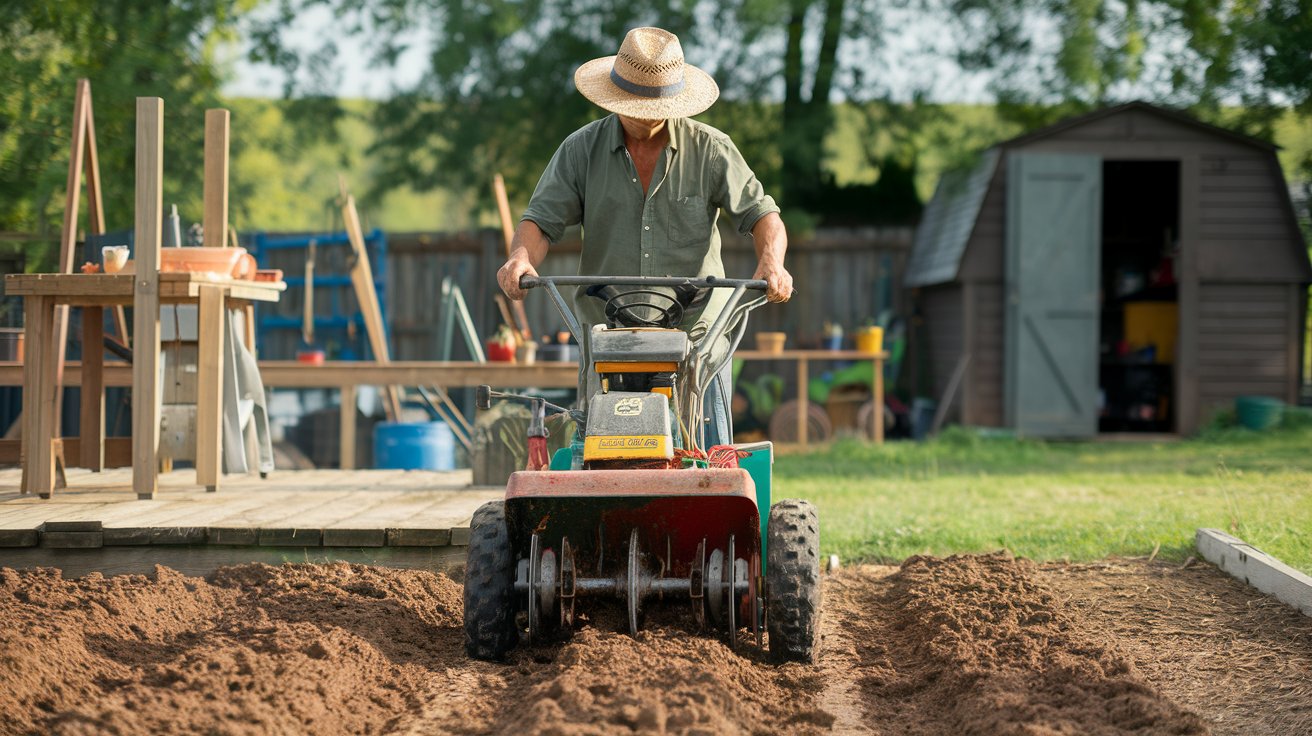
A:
[774,424,1312,573]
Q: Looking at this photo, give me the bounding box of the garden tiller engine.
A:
[465,275,821,663]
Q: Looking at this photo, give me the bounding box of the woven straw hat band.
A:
[610,28,687,99]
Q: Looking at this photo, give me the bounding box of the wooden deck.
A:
[0,468,502,577]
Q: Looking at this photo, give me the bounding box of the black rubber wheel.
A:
[463,501,518,660]
[766,499,821,663]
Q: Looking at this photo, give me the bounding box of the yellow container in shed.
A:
[855,326,884,354]
[1124,302,1178,364]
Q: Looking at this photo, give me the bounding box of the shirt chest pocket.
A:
[668,195,713,247]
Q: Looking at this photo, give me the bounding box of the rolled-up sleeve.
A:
[522,136,584,243]
[713,137,780,235]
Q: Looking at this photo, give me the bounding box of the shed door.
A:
[1005,152,1101,437]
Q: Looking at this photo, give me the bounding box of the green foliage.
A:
[0,0,252,245]
[780,425,1312,572]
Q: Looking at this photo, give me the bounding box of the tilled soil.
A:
[1,553,1307,735]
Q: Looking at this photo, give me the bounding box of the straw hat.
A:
[574,27,719,119]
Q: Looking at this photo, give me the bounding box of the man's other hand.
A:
[498,256,539,301]
[754,261,794,303]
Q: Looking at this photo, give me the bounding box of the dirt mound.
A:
[0,563,464,736]
[486,627,832,735]
[832,553,1209,735]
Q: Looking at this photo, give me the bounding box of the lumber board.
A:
[386,528,453,547]
[195,285,225,490]
[257,361,578,388]
[4,273,284,302]
[79,306,105,470]
[0,360,573,389]
[0,438,133,467]
[202,109,230,248]
[339,384,356,470]
[53,80,93,422]
[340,189,403,420]
[321,528,386,547]
[0,544,468,579]
[132,99,164,499]
[1196,528,1312,617]
[41,531,104,549]
[43,520,103,532]
[492,173,532,340]
[26,296,59,495]
[0,530,38,547]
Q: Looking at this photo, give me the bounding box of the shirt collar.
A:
[606,114,682,153]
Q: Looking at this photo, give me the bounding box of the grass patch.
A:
[775,424,1312,572]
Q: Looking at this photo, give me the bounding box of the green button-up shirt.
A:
[523,114,779,328]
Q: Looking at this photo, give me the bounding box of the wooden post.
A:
[203,109,230,248]
[340,182,403,421]
[195,285,225,491]
[79,306,104,470]
[81,85,129,346]
[492,173,532,340]
[21,296,57,496]
[53,81,93,400]
[132,97,164,500]
[340,384,356,470]
[797,357,809,446]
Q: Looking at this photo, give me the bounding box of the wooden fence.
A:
[253,226,914,361]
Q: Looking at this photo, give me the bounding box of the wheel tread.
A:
[463,501,519,660]
[766,499,821,664]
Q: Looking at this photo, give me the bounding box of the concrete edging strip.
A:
[1195,528,1312,617]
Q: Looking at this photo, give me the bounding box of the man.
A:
[498,26,792,446]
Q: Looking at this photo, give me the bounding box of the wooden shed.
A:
[905,102,1310,437]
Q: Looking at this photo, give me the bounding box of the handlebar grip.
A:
[518,275,541,290]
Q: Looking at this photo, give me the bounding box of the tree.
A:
[250,0,909,221]
[0,1,253,248]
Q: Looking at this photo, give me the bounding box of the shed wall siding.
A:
[957,162,1008,283]
[1197,156,1310,281]
[920,285,964,424]
[1196,283,1296,420]
[968,283,1006,426]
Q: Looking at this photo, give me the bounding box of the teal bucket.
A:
[1235,396,1284,431]
[374,421,456,470]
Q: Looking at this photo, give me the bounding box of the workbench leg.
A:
[797,357,809,447]
[22,296,57,497]
[874,357,884,445]
[132,96,163,501]
[80,306,105,471]
[340,384,356,470]
[243,303,255,352]
[195,286,225,491]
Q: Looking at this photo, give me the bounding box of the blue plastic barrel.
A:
[374,421,456,470]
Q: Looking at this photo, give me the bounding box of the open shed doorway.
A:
[1099,160,1181,433]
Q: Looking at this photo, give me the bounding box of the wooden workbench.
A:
[736,349,888,445]
[4,272,285,498]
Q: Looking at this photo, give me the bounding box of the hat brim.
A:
[574,55,720,119]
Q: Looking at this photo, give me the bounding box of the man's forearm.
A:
[509,220,550,267]
[750,212,792,302]
[751,212,787,267]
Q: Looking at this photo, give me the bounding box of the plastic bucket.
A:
[855,327,883,354]
[1235,396,1283,431]
[374,421,456,470]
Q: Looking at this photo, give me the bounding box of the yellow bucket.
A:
[855,326,883,354]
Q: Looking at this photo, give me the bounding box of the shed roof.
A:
[996,101,1280,152]
[904,149,998,288]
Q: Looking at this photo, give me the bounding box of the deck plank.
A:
[0,469,488,560]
